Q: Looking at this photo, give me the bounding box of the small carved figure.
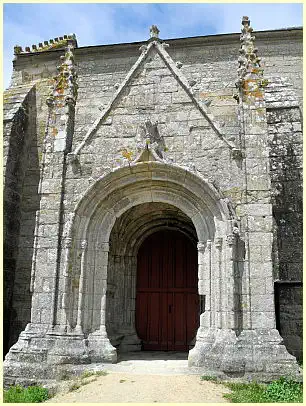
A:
[150,25,160,39]
[136,120,166,158]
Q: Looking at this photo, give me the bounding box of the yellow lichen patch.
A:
[52,127,58,137]
[121,149,134,161]
[223,187,243,203]
[36,39,68,53]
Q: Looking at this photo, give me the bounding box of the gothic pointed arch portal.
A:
[64,161,239,363]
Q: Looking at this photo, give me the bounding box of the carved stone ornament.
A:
[226,234,236,246]
[197,241,206,252]
[236,16,263,89]
[150,25,160,39]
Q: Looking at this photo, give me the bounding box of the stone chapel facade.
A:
[4,17,302,385]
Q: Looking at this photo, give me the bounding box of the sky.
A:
[3,2,303,89]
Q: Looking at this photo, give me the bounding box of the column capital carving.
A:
[215,237,223,249]
[197,241,206,252]
[226,235,236,246]
[63,237,73,248]
[80,240,88,250]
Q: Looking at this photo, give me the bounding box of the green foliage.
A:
[80,378,96,386]
[60,372,72,381]
[224,382,268,403]
[81,370,96,379]
[3,385,50,403]
[81,370,107,378]
[69,382,81,392]
[95,370,108,377]
[201,375,220,383]
[266,377,303,403]
[224,377,303,403]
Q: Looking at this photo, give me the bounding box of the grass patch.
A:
[80,378,97,386]
[81,370,96,379]
[224,377,303,403]
[201,375,220,383]
[69,382,81,392]
[3,385,50,403]
[81,370,107,379]
[95,370,108,377]
[60,372,73,381]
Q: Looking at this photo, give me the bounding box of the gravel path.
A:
[48,372,230,403]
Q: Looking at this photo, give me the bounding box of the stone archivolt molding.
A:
[69,27,239,162]
[70,161,230,242]
[65,161,235,336]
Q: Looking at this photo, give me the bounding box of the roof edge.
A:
[14,26,302,58]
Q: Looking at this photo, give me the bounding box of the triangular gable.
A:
[71,38,236,159]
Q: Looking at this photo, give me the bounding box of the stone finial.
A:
[237,16,262,86]
[150,25,160,39]
[14,45,23,55]
[47,42,78,108]
[236,16,268,98]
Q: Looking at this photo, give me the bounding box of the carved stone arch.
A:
[65,161,234,362]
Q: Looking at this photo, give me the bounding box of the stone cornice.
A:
[12,27,302,61]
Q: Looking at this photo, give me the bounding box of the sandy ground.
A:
[47,372,230,403]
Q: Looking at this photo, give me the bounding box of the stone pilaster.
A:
[4,39,83,374]
[234,16,300,378]
[87,242,117,363]
[35,40,78,333]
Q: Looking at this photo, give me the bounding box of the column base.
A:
[87,328,117,363]
[188,328,302,381]
[119,334,142,352]
[3,323,116,385]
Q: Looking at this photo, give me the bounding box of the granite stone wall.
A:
[266,77,303,360]
[3,85,39,353]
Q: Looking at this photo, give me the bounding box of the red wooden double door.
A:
[136,230,199,351]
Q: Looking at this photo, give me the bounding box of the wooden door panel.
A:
[146,292,159,349]
[167,292,174,350]
[186,293,199,344]
[136,230,199,351]
[173,293,186,350]
[159,293,168,351]
[136,292,148,341]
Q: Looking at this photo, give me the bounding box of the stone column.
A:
[197,240,211,329]
[59,236,73,332]
[189,227,247,372]
[224,232,238,330]
[75,240,87,333]
[214,237,223,329]
[87,242,117,362]
[118,255,141,352]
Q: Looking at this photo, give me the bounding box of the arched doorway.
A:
[136,230,199,351]
[61,161,231,364]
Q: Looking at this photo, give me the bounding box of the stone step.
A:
[8,348,48,363]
